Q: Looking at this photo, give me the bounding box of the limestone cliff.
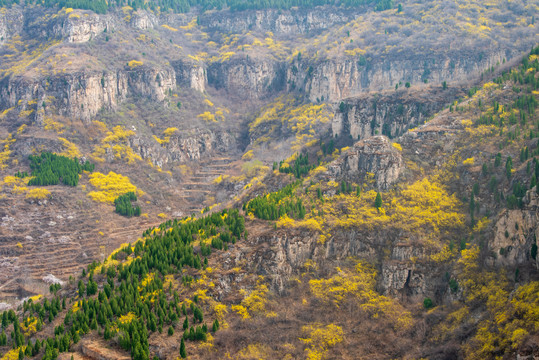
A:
[326,135,404,190]
[489,187,539,268]
[288,50,511,102]
[171,59,206,93]
[0,5,22,44]
[129,10,158,30]
[52,11,113,43]
[0,66,177,123]
[331,87,463,140]
[199,6,357,35]
[207,58,285,100]
[248,225,446,302]
[129,129,236,167]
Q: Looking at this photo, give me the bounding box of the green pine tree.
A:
[374,192,382,209]
[180,338,186,358]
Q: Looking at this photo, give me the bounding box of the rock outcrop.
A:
[0,66,176,123]
[52,11,113,43]
[172,59,206,93]
[129,129,237,166]
[331,87,462,140]
[0,5,23,44]
[199,6,357,35]
[327,135,404,190]
[129,10,157,30]
[207,58,285,99]
[288,50,511,102]
[250,226,445,301]
[489,187,539,268]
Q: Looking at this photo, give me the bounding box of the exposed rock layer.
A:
[327,135,404,190]
[331,87,463,140]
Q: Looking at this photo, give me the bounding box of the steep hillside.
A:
[0,44,538,360]
[0,0,538,359]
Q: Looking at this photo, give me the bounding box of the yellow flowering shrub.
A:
[57,137,81,158]
[300,323,344,360]
[87,172,142,204]
[44,118,65,134]
[128,60,143,67]
[309,261,412,329]
[232,281,271,319]
[1,347,25,360]
[25,188,51,199]
[161,24,178,31]
[117,312,136,325]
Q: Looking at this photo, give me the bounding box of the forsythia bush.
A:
[1,348,25,360]
[309,261,412,329]
[87,172,143,204]
[462,157,475,165]
[25,188,51,199]
[57,137,81,158]
[128,60,143,67]
[232,281,270,319]
[300,323,344,360]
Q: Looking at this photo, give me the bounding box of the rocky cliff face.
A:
[130,10,158,30]
[207,58,285,99]
[27,8,158,44]
[199,6,357,35]
[172,59,206,93]
[52,11,113,43]
[489,187,539,268]
[203,48,508,102]
[250,226,446,302]
[288,50,510,102]
[0,65,177,123]
[0,6,23,44]
[331,87,462,140]
[0,5,528,121]
[129,129,236,167]
[326,135,404,190]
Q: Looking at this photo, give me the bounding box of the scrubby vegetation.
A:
[249,97,333,152]
[274,152,315,179]
[92,126,142,165]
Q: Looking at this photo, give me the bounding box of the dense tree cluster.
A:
[114,192,141,217]
[2,0,395,14]
[274,153,315,179]
[244,180,306,220]
[27,152,94,187]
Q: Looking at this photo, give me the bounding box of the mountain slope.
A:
[0,45,538,360]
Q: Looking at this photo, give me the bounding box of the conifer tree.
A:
[180,338,186,358]
[374,192,382,209]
